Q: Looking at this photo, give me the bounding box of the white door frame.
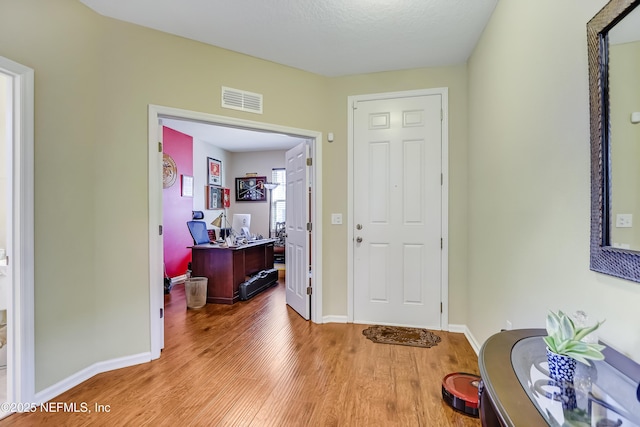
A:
[148,105,323,359]
[346,88,449,328]
[0,56,36,405]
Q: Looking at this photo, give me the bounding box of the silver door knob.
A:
[356,224,363,230]
[356,237,363,243]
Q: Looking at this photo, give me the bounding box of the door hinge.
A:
[160,308,164,319]
[441,109,443,121]
[307,286,313,295]
[159,225,163,236]
[158,142,163,152]
[306,158,312,166]
[353,100,358,110]
[307,222,312,232]
[440,302,443,313]
[441,173,443,185]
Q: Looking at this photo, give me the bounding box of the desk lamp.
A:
[263,182,279,238]
[211,211,230,239]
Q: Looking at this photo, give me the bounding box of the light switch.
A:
[616,214,633,228]
[331,213,343,225]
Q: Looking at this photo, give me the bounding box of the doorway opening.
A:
[147,105,323,359]
[0,56,35,414]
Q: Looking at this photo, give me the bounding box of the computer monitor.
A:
[231,214,251,238]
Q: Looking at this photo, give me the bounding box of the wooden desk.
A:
[191,239,275,304]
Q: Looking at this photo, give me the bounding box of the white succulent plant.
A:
[543,310,606,364]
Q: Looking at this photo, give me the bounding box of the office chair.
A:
[187,211,211,245]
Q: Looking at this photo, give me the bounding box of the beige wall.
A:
[1,0,101,389]
[609,41,640,249]
[468,0,640,360]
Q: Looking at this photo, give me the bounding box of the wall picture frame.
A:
[207,185,223,209]
[181,175,193,197]
[223,187,231,207]
[235,176,267,201]
[207,157,222,186]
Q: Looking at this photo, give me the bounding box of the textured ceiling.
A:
[80,0,498,77]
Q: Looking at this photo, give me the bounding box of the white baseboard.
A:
[448,324,481,355]
[323,315,348,323]
[33,352,151,404]
[465,326,482,355]
[448,323,466,334]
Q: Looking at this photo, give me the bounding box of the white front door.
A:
[353,92,444,328]
[285,142,310,320]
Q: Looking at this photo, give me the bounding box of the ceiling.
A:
[79,0,498,78]
[162,118,307,152]
[82,0,498,150]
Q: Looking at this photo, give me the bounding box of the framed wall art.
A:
[181,175,193,197]
[223,187,231,207]
[235,176,267,202]
[207,157,222,186]
[207,185,223,209]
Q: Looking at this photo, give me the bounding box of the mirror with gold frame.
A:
[588,0,640,282]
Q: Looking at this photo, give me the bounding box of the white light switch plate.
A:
[616,214,633,228]
[331,213,343,225]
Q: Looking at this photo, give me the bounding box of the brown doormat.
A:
[362,325,442,348]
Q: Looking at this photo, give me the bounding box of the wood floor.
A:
[2,280,481,426]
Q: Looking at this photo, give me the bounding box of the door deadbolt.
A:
[356,224,363,230]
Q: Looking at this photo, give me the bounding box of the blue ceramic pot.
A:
[546,347,577,411]
[546,347,577,383]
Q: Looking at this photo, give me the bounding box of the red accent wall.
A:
[163,127,193,278]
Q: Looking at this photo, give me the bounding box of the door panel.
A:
[353,94,442,328]
[285,142,310,320]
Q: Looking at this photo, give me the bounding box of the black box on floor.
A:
[239,268,278,301]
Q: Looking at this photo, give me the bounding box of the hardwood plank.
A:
[1,282,481,426]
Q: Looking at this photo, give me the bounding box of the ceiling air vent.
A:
[221,86,263,114]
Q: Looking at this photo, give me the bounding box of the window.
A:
[271,168,286,231]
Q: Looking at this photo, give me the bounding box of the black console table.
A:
[478,329,640,426]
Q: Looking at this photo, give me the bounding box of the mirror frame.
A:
[588,0,640,282]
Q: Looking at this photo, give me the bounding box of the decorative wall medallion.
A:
[163,154,177,188]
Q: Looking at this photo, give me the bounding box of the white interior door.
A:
[285,142,310,320]
[157,121,164,351]
[353,94,443,328]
